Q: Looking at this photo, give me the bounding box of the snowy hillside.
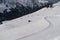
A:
[0,1,60,40]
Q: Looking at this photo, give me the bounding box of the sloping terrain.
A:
[0,1,60,40]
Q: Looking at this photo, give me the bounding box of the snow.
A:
[0,1,60,40]
[0,6,49,40]
[19,16,60,40]
[0,3,11,13]
[0,3,6,13]
[0,18,49,40]
[18,2,60,40]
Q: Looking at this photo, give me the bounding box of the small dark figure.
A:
[28,20,31,22]
[0,13,3,24]
[49,2,53,8]
[45,2,49,8]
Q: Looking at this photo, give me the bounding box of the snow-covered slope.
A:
[0,1,60,40]
[18,2,60,40]
[19,16,60,40]
[0,6,49,40]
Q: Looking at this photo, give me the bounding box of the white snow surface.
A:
[0,1,60,40]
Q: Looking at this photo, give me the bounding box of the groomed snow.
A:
[0,1,60,40]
